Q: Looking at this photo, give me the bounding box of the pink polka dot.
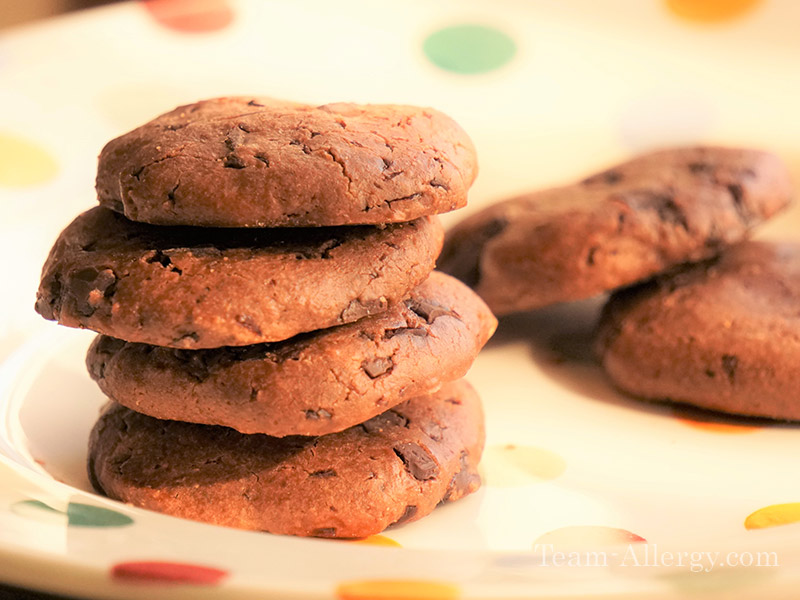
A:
[143,0,234,33]
[111,561,228,585]
[535,526,646,550]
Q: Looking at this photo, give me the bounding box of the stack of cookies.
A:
[441,146,795,421]
[35,97,497,538]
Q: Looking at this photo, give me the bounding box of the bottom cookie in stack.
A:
[88,379,483,538]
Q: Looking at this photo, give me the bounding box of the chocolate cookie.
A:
[88,379,484,538]
[86,272,497,436]
[96,97,477,227]
[35,207,442,348]
[596,241,800,420]
[440,147,792,315]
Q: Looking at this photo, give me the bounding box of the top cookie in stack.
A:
[35,97,496,538]
[96,97,477,228]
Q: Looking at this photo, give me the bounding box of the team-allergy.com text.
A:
[532,544,779,573]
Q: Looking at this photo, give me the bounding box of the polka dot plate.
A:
[1,0,800,598]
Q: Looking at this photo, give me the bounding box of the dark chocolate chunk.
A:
[722,354,738,383]
[362,409,410,434]
[305,408,332,420]
[340,297,389,322]
[405,298,456,323]
[69,267,117,317]
[362,357,393,379]
[391,505,418,526]
[393,442,439,480]
[309,469,337,478]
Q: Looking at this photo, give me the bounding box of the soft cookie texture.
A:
[86,272,497,436]
[596,241,800,420]
[440,147,792,315]
[96,97,478,227]
[88,379,484,538]
[36,207,443,349]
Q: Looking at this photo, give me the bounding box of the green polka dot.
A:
[11,500,133,528]
[423,24,516,74]
[11,500,67,525]
[66,502,134,527]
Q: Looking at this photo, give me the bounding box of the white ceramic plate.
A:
[2,0,800,598]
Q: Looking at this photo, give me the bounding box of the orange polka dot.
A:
[350,535,402,547]
[336,580,460,600]
[535,526,646,550]
[143,0,234,33]
[482,444,566,487]
[665,0,762,23]
[672,407,762,434]
[744,503,800,530]
[0,132,58,187]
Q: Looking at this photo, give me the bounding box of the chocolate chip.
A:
[393,442,438,480]
[312,527,337,537]
[172,331,200,344]
[254,155,270,167]
[429,179,449,190]
[441,451,478,503]
[362,357,393,379]
[722,354,738,383]
[36,273,63,320]
[586,246,598,266]
[235,314,262,336]
[582,169,622,185]
[172,350,210,381]
[421,420,445,442]
[309,469,337,478]
[145,249,182,274]
[619,190,689,231]
[69,268,117,317]
[688,162,713,175]
[391,505,418,526]
[305,408,332,420]
[362,409,409,434]
[405,298,456,323]
[383,326,428,340]
[223,155,246,169]
[727,183,751,223]
[340,297,388,322]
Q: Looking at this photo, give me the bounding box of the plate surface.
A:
[2,0,800,598]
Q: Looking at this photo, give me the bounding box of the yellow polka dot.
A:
[336,579,460,600]
[666,0,762,23]
[744,503,800,530]
[482,444,566,487]
[350,535,402,547]
[534,526,646,550]
[0,133,58,187]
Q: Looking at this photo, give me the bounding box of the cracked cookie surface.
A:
[596,241,800,420]
[96,97,478,227]
[439,147,792,315]
[88,379,484,538]
[86,272,497,436]
[36,207,443,348]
